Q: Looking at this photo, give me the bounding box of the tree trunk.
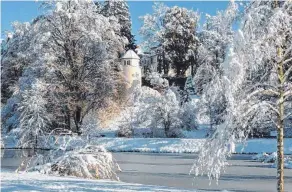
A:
[75,106,82,135]
[277,46,284,192]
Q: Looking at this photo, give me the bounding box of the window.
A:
[127,60,130,65]
[124,60,126,65]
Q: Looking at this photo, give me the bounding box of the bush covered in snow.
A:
[116,122,133,138]
[16,132,121,180]
[19,145,120,180]
[284,159,292,169]
[271,158,292,169]
[145,72,169,92]
[251,152,270,162]
[252,152,277,163]
[252,152,292,169]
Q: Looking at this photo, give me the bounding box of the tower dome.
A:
[121,49,140,60]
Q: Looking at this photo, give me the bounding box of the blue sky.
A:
[1,1,230,44]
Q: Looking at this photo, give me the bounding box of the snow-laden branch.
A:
[246,88,280,100]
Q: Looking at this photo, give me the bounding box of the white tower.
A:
[121,50,142,89]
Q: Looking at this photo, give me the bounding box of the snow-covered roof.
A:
[121,50,140,60]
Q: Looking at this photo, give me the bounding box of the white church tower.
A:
[121,50,142,89]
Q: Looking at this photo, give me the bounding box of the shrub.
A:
[21,145,121,180]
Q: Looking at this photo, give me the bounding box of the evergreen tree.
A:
[162,6,199,77]
[140,4,199,77]
[101,0,136,50]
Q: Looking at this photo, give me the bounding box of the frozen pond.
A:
[114,152,292,192]
[1,150,292,192]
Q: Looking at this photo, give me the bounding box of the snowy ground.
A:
[2,136,292,154]
[0,169,201,192]
[91,137,292,154]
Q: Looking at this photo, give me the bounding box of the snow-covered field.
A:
[92,138,292,154]
[91,138,205,153]
[0,170,199,192]
[2,136,292,154]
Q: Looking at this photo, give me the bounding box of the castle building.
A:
[121,50,142,89]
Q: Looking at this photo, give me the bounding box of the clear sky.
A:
[1,1,230,44]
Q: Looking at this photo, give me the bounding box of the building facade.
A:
[121,50,142,89]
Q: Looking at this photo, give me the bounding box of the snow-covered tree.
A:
[194,1,238,94]
[192,1,238,133]
[139,2,168,51]
[1,19,47,133]
[140,4,199,77]
[101,0,136,50]
[180,99,198,131]
[117,86,160,137]
[2,1,125,135]
[35,0,125,134]
[149,88,183,137]
[1,20,40,103]
[117,86,186,138]
[162,6,199,77]
[95,1,102,13]
[193,2,291,192]
[17,79,50,148]
[198,74,227,132]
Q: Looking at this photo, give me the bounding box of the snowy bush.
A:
[20,145,121,180]
[283,159,292,169]
[252,152,269,162]
[252,152,277,163]
[116,122,133,138]
[264,152,277,163]
[1,96,21,134]
[47,145,120,180]
[253,153,292,169]
[145,72,169,91]
[271,158,292,169]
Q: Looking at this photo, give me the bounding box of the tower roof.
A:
[121,50,140,60]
